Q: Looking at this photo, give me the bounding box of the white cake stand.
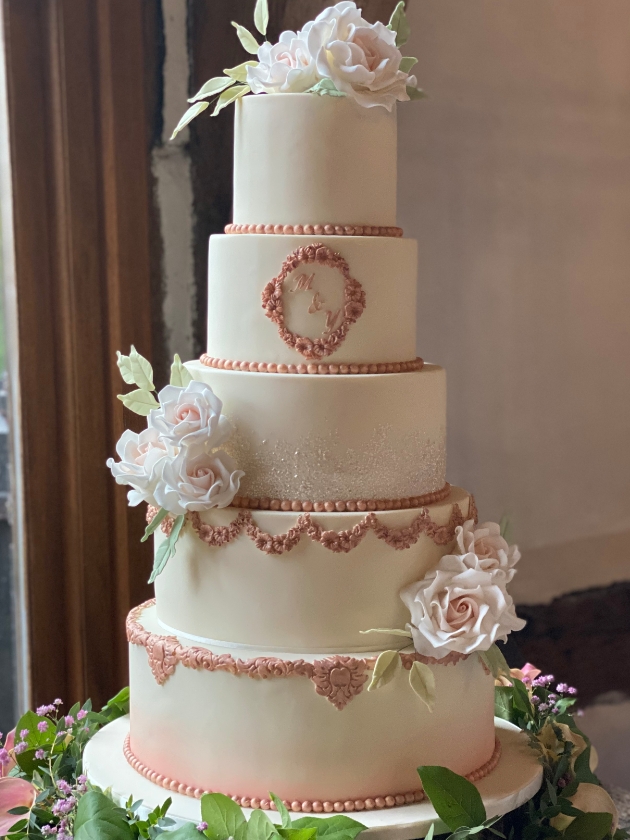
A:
[84,716,541,840]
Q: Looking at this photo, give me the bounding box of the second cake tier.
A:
[187,361,446,503]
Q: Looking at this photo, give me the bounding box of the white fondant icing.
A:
[207,235,417,366]
[233,94,397,226]
[185,361,446,501]
[153,488,473,651]
[129,603,496,804]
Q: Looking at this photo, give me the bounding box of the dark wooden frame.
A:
[1,0,162,709]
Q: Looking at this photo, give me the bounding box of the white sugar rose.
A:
[400,553,526,659]
[149,380,232,449]
[247,30,319,94]
[107,428,171,507]
[455,520,520,582]
[154,448,244,515]
[307,2,411,109]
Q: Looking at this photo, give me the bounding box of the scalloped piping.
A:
[229,483,451,513]
[148,494,477,555]
[127,600,469,699]
[225,223,404,238]
[123,733,501,812]
[200,354,425,376]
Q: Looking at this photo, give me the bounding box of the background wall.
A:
[398,0,630,601]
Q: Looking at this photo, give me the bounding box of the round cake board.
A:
[84,716,542,840]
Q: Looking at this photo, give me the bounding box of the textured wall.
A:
[398,1,630,572]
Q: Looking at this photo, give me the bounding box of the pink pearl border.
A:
[123,733,501,813]
[200,354,425,376]
[225,223,404,238]
[230,483,451,513]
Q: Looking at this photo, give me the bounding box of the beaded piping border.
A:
[147,494,477,555]
[262,244,366,360]
[123,733,501,813]
[225,223,404,238]
[200,353,425,376]
[230,483,451,513]
[128,600,469,707]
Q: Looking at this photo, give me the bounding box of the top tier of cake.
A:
[233,94,397,227]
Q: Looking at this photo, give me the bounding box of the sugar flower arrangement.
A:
[171,0,424,138]
[362,520,526,710]
[107,348,244,582]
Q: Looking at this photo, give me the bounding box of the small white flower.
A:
[149,380,232,449]
[455,520,521,582]
[154,448,244,515]
[400,551,526,660]
[247,30,319,94]
[106,428,171,507]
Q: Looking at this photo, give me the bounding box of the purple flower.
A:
[54,699,63,706]
[77,775,87,785]
[531,695,540,705]
[57,779,72,795]
[0,748,10,765]
[19,729,29,739]
[64,716,74,727]
[35,749,45,760]
[548,694,557,702]
[14,741,27,754]
[568,686,577,695]
[556,683,568,693]
[77,710,87,721]
[197,822,208,832]
[36,706,48,716]
[41,827,54,836]
[538,703,549,713]
[37,720,48,733]
[543,674,555,685]
[52,796,76,815]
[532,677,546,687]
[552,706,561,715]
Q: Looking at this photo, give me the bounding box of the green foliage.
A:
[231,22,260,55]
[417,766,487,831]
[149,515,185,583]
[74,790,134,839]
[200,792,247,840]
[399,56,418,73]
[170,354,193,387]
[406,85,427,100]
[270,793,292,829]
[291,815,365,840]
[142,508,170,543]
[253,0,269,37]
[479,645,511,681]
[408,660,436,711]
[170,101,210,139]
[101,686,130,721]
[368,650,401,691]
[188,77,235,104]
[211,85,251,117]
[224,62,258,83]
[247,809,280,840]
[562,811,613,839]
[308,79,346,97]
[117,388,159,416]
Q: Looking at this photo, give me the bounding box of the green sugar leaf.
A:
[171,101,209,139]
[388,1,411,47]
[399,56,418,74]
[270,793,292,829]
[368,650,401,691]
[562,811,613,840]
[409,660,436,711]
[232,22,260,55]
[308,79,346,97]
[188,76,235,104]
[224,61,258,82]
[116,351,135,385]
[74,791,134,840]
[149,515,185,584]
[117,388,159,416]
[129,345,155,390]
[253,0,269,36]
[212,85,250,117]
[479,644,511,680]
[200,793,247,840]
[406,85,427,101]
[417,766,486,831]
[170,353,193,387]
[141,507,169,543]
[424,825,435,840]
[247,809,281,840]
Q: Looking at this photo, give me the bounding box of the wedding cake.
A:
[106,1,525,817]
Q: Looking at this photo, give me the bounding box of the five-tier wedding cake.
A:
[104,1,526,819]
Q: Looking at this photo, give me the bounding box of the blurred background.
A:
[0,0,628,788]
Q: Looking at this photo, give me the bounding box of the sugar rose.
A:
[149,380,232,449]
[455,520,520,581]
[106,427,171,507]
[155,448,244,515]
[400,552,526,659]
[247,30,319,94]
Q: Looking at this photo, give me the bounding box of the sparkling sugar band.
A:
[123,732,501,813]
[225,223,404,237]
[200,354,425,376]
[230,483,451,512]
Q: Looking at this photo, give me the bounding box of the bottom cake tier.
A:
[127,602,498,811]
